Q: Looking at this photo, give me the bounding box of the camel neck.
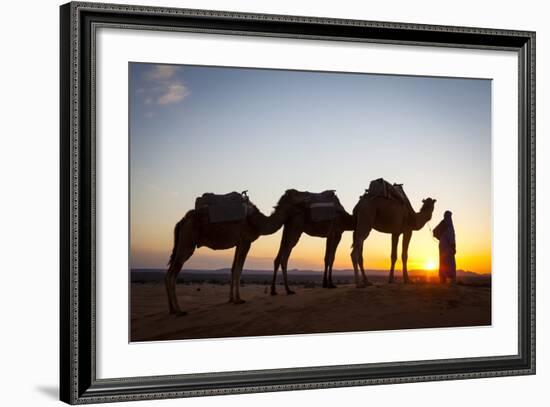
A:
[411,208,432,230]
[253,204,289,235]
[342,211,356,231]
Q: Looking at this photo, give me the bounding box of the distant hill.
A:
[130,268,489,284]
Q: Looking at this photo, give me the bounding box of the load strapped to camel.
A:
[195,191,251,223]
[365,178,414,213]
[306,190,346,222]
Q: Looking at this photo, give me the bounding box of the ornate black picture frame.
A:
[60,1,535,404]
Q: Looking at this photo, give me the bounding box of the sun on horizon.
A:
[424,259,437,271]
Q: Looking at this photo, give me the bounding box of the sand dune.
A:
[130,280,491,342]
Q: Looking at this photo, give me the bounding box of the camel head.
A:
[420,198,437,219]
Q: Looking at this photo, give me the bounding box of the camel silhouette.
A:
[270,190,354,295]
[350,195,436,286]
[165,190,306,316]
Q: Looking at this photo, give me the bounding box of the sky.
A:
[129,62,492,274]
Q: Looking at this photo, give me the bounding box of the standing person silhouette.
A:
[433,210,456,285]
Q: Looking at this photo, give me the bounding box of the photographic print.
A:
[129,62,492,342]
[60,5,535,402]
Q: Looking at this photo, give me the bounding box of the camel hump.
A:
[307,190,337,202]
[366,178,413,212]
[304,190,345,222]
[195,192,250,223]
[304,190,343,208]
[197,191,244,204]
[366,178,392,198]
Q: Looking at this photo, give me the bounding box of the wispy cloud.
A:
[157,83,190,105]
[140,64,190,106]
[145,65,178,81]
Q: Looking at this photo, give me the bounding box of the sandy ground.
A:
[130,280,491,342]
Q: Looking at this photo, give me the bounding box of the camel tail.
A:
[167,218,184,267]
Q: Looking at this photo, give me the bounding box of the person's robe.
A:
[433,219,456,279]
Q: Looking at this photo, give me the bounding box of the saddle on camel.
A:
[195,191,252,223]
[304,190,346,222]
[364,178,414,213]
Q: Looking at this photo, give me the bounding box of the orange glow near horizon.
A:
[130,218,492,275]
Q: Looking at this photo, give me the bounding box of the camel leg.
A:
[271,252,281,295]
[280,249,297,295]
[165,266,180,315]
[358,244,372,286]
[388,233,399,284]
[323,237,332,288]
[322,226,337,288]
[350,231,361,286]
[350,235,361,287]
[165,246,195,316]
[228,246,240,303]
[351,229,370,288]
[272,222,301,295]
[233,241,251,304]
[271,226,289,295]
[322,253,329,288]
[278,228,301,295]
[402,230,412,284]
[325,232,342,288]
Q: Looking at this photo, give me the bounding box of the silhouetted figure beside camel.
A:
[351,179,436,286]
[271,190,354,295]
[165,190,306,316]
[433,210,457,284]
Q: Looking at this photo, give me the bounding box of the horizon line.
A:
[130,267,492,275]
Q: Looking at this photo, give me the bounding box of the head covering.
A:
[433,210,455,242]
[443,210,454,234]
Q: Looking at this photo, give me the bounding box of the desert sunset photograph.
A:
[129,62,492,342]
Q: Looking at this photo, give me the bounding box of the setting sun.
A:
[424,260,437,271]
